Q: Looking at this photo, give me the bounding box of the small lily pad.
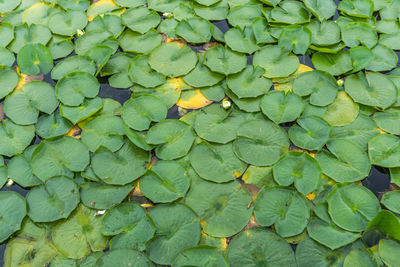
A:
[368,134,400,168]
[96,249,153,267]
[17,43,53,76]
[270,1,311,24]
[60,97,103,125]
[183,55,225,88]
[0,120,35,157]
[312,51,353,76]
[8,147,41,188]
[128,55,166,88]
[119,29,162,54]
[48,10,87,36]
[366,43,398,72]
[0,191,26,243]
[176,17,212,43]
[338,0,374,18]
[225,26,259,54]
[379,239,400,267]
[278,26,312,54]
[174,245,229,267]
[381,191,400,214]
[122,6,160,34]
[0,66,18,99]
[0,22,14,47]
[204,45,247,75]
[373,108,400,135]
[227,4,262,28]
[51,55,96,80]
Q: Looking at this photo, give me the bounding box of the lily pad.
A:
[381,191,400,214]
[366,44,398,72]
[146,119,195,160]
[17,43,53,76]
[174,245,229,267]
[128,55,166,88]
[327,183,381,232]
[0,66,18,100]
[121,6,160,34]
[190,141,247,183]
[270,1,311,24]
[233,119,289,166]
[227,4,262,28]
[373,108,400,135]
[349,45,374,73]
[0,47,15,66]
[176,17,212,43]
[303,0,336,21]
[316,139,371,182]
[0,191,26,242]
[343,248,378,267]
[74,29,118,56]
[260,91,305,124]
[379,239,400,267]
[289,116,331,151]
[92,140,150,185]
[147,203,201,265]
[0,120,35,157]
[60,97,103,125]
[273,151,321,195]
[311,51,353,76]
[227,228,296,267]
[183,55,225,88]
[149,42,197,77]
[225,26,259,54]
[51,55,96,80]
[8,24,51,54]
[184,170,253,237]
[48,10,87,36]
[253,45,299,78]
[31,136,90,182]
[368,134,400,168]
[323,91,360,127]
[203,45,247,75]
[278,26,312,54]
[4,81,59,125]
[96,249,152,267]
[119,29,162,54]
[7,147,41,188]
[306,20,341,46]
[26,176,79,223]
[0,22,14,47]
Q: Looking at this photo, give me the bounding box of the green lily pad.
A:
[343,248,378,267]
[273,151,321,195]
[4,81,59,125]
[373,108,400,135]
[254,187,310,237]
[227,228,296,267]
[366,44,398,72]
[316,139,371,182]
[146,119,195,160]
[48,37,74,60]
[190,141,247,183]
[55,71,100,106]
[251,17,276,44]
[260,91,305,124]
[74,29,118,56]
[128,55,166,88]
[339,0,374,18]
[0,156,6,189]
[306,20,341,46]
[312,51,353,76]
[0,191,26,242]
[227,4,262,28]
[327,183,381,232]
[114,0,145,8]
[8,147,41,188]
[8,24,51,54]
[59,97,103,125]
[51,55,96,80]
[368,134,400,168]
[233,119,290,166]
[86,14,124,37]
[379,239,400,267]
[183,56,224,88]
[225,26,260,54]
[289,116,331,151]
[303,0,336,21]
[340,20,378,48]
[92,140,150,185]
[0,47,15,66]
[344,71,397,109]
[147,203,201,265]
[0,65,18,100]
[184,170,252,237]
[253,45,299,78]
[0,0,21,13]
[226,65,271,98]
[96,249,152,267]
[141,160,190,203]
[123,125,154,151]
[119,29,162,54]
[323,91,360,127]
[52,205,109,260]
[0,120,35,157]
[81,114,125,152]
[194,0,229,21]
[176,17,211,43]
[80,182,133,210]
[0,22,14,47]
[17,43,53,75]
[149,42,197,77]
[174,245,229,267]
[204,45,247,75]
[31,136,90,182]
[48,10,87,36]
[122,95,167,131]
[121,6,160,34]
[270,1,311,24]
[278,25,312,54]
[26,176,79,223]
[349,46,374,73]
[381,191,400,214]
[102,202,155,251]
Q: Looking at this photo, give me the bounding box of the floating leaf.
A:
[60,97,103,125]
[8,24,51,54]
[349,45,374,73]
[174,245,229,267]
[379,239,400,267]
[146,119,195,160]
[233,119,289,166]
[0,66,20,99]
[147,203,201,265]
[278,26,312,54]
[366,43,398,72]
[338,0,374,18]
[251,17,276,44]
[227,228,296,267]
[31,136,90,182]
[373,108,400,135]
[92,140,150,185]
[203,45,247,75]
[327,183,381,232]
[75,29,118,56]
[8,146,41,188]
[26,176,79,223]
[119,29,162,55]
[343,248,378,267]
[340,20,378,48]
[0,47,15,66]
[289,116,331,151]
[183,56,224,88]
[190,141,247,183]
[176,17,212,43]
[17,43,53,76]
[316,139,370,182]
[96,249,152,267]
[270,1,311,24]
[306,20,341,46]
[0,22,14,47]
[368,134,400,168]
[122,6,161,34]
[0,0,21,12]
[303,0,336,21]
[253,45,299,78]
[227,4,262,28]
[185,170,252,237]
[273,151,321,195]
[51,55,96,80]
[128,55,166,88]
[312,51,353,76]
[0,191,26,242]
[225,26,259,54]
[48,10,87,36]
[86,14,124,37]
[0,120,35,157]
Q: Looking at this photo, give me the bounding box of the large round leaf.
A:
[184,170,252,237]
[149,42,197,77]
[293,70,338,106]
[56,71,100,106]
[122,95,167,131]
[224,26,259,54]
[31,136,90,182]
[146,119,195,160]
[270,1,311,24]
[96,249,153,267]
[381,191,400,214]
[344,71,397,109]
[312,51,353,76]
[366,43,398,72]
[253,45,299,78]
[48,10,87,36]
[373,108,400,135]
[368,134,400,167]
[59,97,103,125]
[278,25,312,54]
[327,183,381,232]
[227,4,263,28]
[52,205,109,259]
[26,176,79,223]
[176,17,212,43]
[183,56,224,88]
[0,191,26,243]
[344,248,378,267]
[203,45,247,75]
[174,245,229,267]
[140,160,190,203]
[260,91,305,124]
[190,141,247,183]
[92,140,150,185]
[273,151,321,195]
[17,43,53,75]
[147,203,201,265]
[0,120,35,157]
[316,139,370,182]
[233,119,289,166]
[0,65,18,99]
[254,187,310,237]
[121,6,160,34]
[7,147,41,188]
[128,55,166,88]
[0,0,21,12]
[4,81,58,125]
[379,239,400,267]
[51,55,96,80]
[226,228,296,267]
